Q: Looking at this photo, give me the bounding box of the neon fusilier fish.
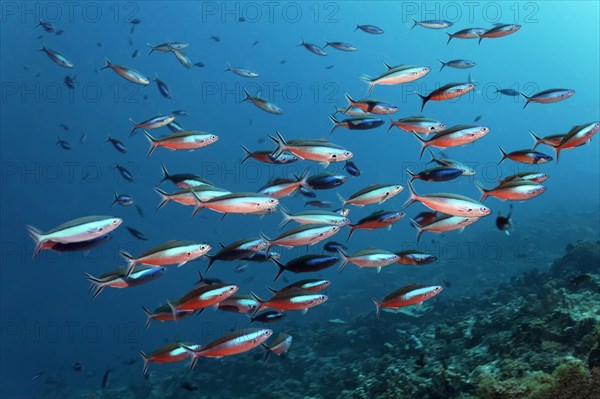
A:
[362,64,430,95]
[129,114,175,135]
[267,279,331,294]
[142,304,195,330]
[269,131,353,168]
[416,82,475,111]
[279,208,350,228]
[191,191,279,216]
[306,172,348,190]
[218,294,260,313]
[337,248,399,273]
[242,89,283,114]
[411,19,453,29]
[84,265,167,298]
[166,120,185,133]
[56,137,71,150]
[172,48,193,68]
[395,250,438,265]
[323,241,347,253]
[249,310,287,323]
[410,213,480,241]
[305,200,334,208]
[272,254,339,281]
[154,186,231,211]
[552,122,600,162]
[388,116,446,135]
[338,184,404,209]
[445,28,486,44]
[495,88,520,96]
[205,238,267,271]
[27,216,122,259]
[170,283,239,315]
[114,163,135,182]
[499,171,549,185]
[477,24,521,44]
[225,63,259,77]
[39,43,74,68]
[153,76,173,99]
[99,58,150,85]
[262,333,293,365]
[324,41,357,51]
[476,180,546,202]
[438,59,476,71]
[171,110,190,117]
[372,284,443,318]
[181,329,273,371]
[251,290,328,315]
[261,224,341,253]
[343,93,399,115]
[406,166,463,182]
[427,150,476,176]
[529,130,565,149]
[106,135,127,153]
[344,161,361,176]
[298,38,327,56]
[159,164,212,188]
[498,147,553,165]
[521,88,575,109]
[404,182,490,217]
[241,146,298,164]
[139,342,200,374]
[347,210,405,240]
[257,171,311,199]
[355,24,384,34]
[413,125,489,158]
[145,130,218,157]
[126,226,148,240]
[112,191,133,206]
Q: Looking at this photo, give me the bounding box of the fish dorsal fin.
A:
[383,62,393,70]
[218,242,225,249]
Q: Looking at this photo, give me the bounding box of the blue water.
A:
[1,2,599,398]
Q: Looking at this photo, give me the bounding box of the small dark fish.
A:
[194,62,205,68]
[135,204,144,218]
[239,17,246,22]
[324,241,347,253]
[355,24,384,34]
[166,121,185,133]
[250,310,286,323]
[496,88,521,96]
[344,161,361,176]
[406,166,463,182]
[112,191,133,206]
[72,362,83,372]
[56,137,71,150]
[298,38,327,56]
[443,280,452,288]
[570,275,591,285]
[496,204,513,234]
[299,187,317,198]
[143,94,148,100]
[79,134,86,144]
[305,200,333,208]
[130,18,141,25]
[114,163,135,182]
[126,226,148,240]
[235,264,249,273]
[96,42,102,47]
[252,40,259,46]
[32,372,44,381]
[64,75,77,89]
[36,19,55,33]
[307,173,348,190]
[474,115,482,122]
[101,369,112,389]
[172,110,189,117]
[132,50,140,58]
[280,60,286,64]
[106,135,127,153]
[181,381,199,391]
[154,76,172,99]
[55,30,65,36]
[325,65,334,70]
[59,123,69,130]
[210,36,220,42]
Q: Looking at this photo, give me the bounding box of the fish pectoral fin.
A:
[177,261,187,267]
[301,308,308,316]
[416,302,423,307]
[376,267,382,273]
[320,162,330,168]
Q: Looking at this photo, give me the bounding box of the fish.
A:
[44,234,112,254]
[167,122,185,133]
[324,41,357,51]
[205,238,267,271]
[114,163,135,182]
[499,171,549,185]
[412,19,453,29]
[372,284,443,317]
[258,171,311,199]
[241,250,281,263]
[269,131,353,168]
[298,38,327,56]
[36,19,55,33]
[170,283,239,315]
[406,166,463,182]
[181,381,199,391]
[39,43,74,68]
[142,304,195,330]
[347,210,406,240]
[126,226,148,240]
[552,122,600,162]
[171,110,190,117]
[410,213,480,241]
[159,164,213,188]
[305,200,333,208]
[262,333,293,365]
[99,58,150,85]
[172,49,193,68]
[129,114,176,135]
[139,342,200,374]
[261,224,341,253]
[338,184,404,209]
[267,279,331,294]
[412,211,439,227]
[271,254,339,281]
[181,329,273,371]
[388,116,446,135]
[235,264,248,273]
[343,93,399,114]
[498,147,553,165]
[132,49,140,58]
[438,59,476,71]
[344,161,361,176]
[106,135,127,153]
[404,182,490,217]
[145,130,218,157]
[56,137,71,150]
[416,82,475,111]
[84,265,167,298]
[31,372,44,381]
[427,150,476,176]
[191,192,279,216]
[395,250,438,265]
[496,204,513,234]
[362,64,430,95]
[218,294,259,313]
[324,241,347,253]
[477,24,521,44]
[153,77,173,99]
[495,88,521,96]
[445,28,487,44]
[307,172,348,190]
[337,248,399,273]
[413,125,489,158]
[476,180,545,202]
[112,191,133,206]
[154,186,231,211]
[209,36,220,42]
[521,89,575,109]
[529,130,565,149]
[72,362,83,372]
[225,63,259,78]
[120,240,212,277]
[241,146,299,164]
[474,115,482,122]
[27,216,122,259]
[279,208,350,228]
[242,89,283,114]
[64,75,77,89]
[194,62,205,68]
[329,115,385,133]
[146,42,188,54]
[249,310,287,323]
[355,24,384,34]
[251,290,328,315]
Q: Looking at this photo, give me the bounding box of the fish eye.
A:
[186,252,191,256]
[385,191,390,195]
[211,135,216,140]
[112,220,118,224]
[480,207,487,212]
[269,199,276,203]
[467,208,473,212]
[97,227,104,232]
[331,154,337,158]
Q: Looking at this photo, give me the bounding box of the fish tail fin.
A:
[224,62,231,72]
[438,59,446,72]
[262,348,272,366]
[190,188,206,217]
[159,163,171,183]
[555,146,561,164]
[427,148,438,164]
[272,258,285,281]
[205,255,216,273]
[403,182,419,209]
[242,88,251,102]
[139,350,150,375]
[415,92,428,112]
[354,25,359,32]
[476,32,483,45]
[112,190,119,206]
[336,192,347,211]
[128,118,139,136]
[298,37,305,47]
[528,130,542,149]
[297,168,311,191]
[387,118,396,133]
[411,18,418,29]
[344,92,354,105]
[475,181,489,202]
[178,343,201,372]
[249,292,266,315]
[26,225,45,259]
[520,93,530,109]
[328,114,340,134]
[153,187,170,211]
[166,299,178,321]
[498,146,507,165]
[406,168,416,179]
[410,218,425,242]
[445,32,453,45]
[146,43,155,54]
[142,307,153,330]
[240,145,253,164]
[99,57,112,70]
[336,248,350,272]
[143,131,158,158]
[372,297,382,318]
[347,226,356,241]
[411,131,428,159]
[84,273,105,299]
[278,207,293,229]
[119,251,136,274]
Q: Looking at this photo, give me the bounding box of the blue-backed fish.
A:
[225,63,259,77]
[205,238,267,271]
[347,210,405,240]
[241,146,298,164]
[388,116,446,135]
[99,58,150,85]
[338,184,404,208]
[129,114,175,135]
[279,209,350,228]
[412,19,453,29]
[191,191,279,216]
[410,213,480,241]
[269,131,353,168]
[159,164,213,188]
[39,43,74,68]
[337,248,399,273]
[445,28,486,44]
[498,147,553,165]
[85,265,166,298]
[362,64,430,95]
[106,135,127,153]
[521,89,575,109]
[243,89,283,114]
[343,93,399,115]
[438,59,476,71]
[324,41,357,51]
[477,24,521,44]
[395,250,437,265]
[406,166,463,182]
[404,182,490,217]
[416,82,475,111]
[372,285,443,318]
[476,180,546,202]
[355,24,384,34]
[298,38,327,56]
[145,130,218,157]
[412,125,489,158]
